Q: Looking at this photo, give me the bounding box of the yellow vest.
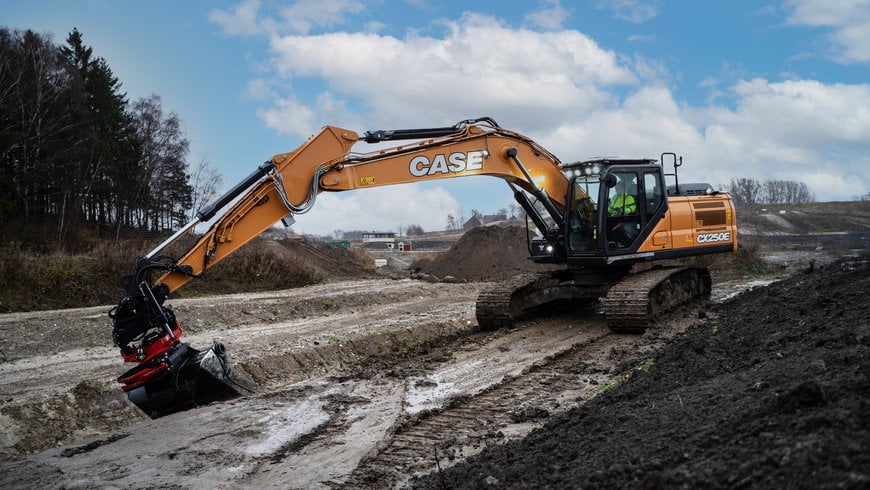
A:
[609,193,636,216]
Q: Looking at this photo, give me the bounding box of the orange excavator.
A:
[110,117,736,417]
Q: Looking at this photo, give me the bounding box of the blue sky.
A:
[4,0,869,235]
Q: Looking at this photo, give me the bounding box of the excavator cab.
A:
[558,158,665,260]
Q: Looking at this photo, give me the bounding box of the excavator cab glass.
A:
[566,177,600,253]
[605,172,642,250]
[600,166,667,253]
[564,159,668,259]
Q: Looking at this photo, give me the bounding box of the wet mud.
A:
[411,251,870,489]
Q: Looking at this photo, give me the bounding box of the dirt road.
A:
[0,275,756,488]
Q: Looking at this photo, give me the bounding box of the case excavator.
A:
[110,117,736,417]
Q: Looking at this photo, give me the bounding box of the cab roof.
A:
[560,158,657,169]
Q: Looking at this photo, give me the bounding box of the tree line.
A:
[724,177,815,206]
[0,27,220,246]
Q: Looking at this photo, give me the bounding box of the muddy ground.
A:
[412,251,870,489]
[1,206,868,488]
[0,276,729,489]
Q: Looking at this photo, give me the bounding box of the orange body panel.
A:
[636,194,738,254]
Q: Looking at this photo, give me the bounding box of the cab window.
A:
[643,171,663,219]
[605,172,641,249]
[567,177,599,253]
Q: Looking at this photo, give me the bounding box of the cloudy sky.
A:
[5,0,869,235]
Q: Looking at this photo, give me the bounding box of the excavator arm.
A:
[156,117,569,293]
[110,117,575,417]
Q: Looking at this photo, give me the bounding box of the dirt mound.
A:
[270,239,376,280]
[411,225,558,282]
[184,238,377,296]
[413,251,870,488]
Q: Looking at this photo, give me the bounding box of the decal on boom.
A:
[409,150,488,177]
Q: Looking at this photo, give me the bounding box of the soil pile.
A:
[413,252,870,488]
[411,225,558,281]
[270,239,376,280]
[185,238,376,296]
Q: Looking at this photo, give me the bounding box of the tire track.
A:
[339,312,700,489]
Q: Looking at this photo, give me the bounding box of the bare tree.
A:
[130,94,192,230]
[727,178,764,205]
[189,157,223,221]
[446,214,456,231]
[727,177,814,205]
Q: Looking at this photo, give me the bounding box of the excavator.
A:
[110,117,737,417]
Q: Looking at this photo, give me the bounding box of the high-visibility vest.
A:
[609,193,636,216]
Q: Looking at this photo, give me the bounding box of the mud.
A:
[411,251,870,489]
[1,216,867,488]
[0,279,482,458]
[0,285,714,489]
[0,265,797,489]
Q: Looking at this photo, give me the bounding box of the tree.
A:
[446,214,456,231]
[406,224,424,235]
[726,177,814,205]
[455,209,466,229]
[189,157,223,220]
[62,28,142,237]
[0,28,83,240]
[129,94,192,230]
[726,178,764,205]
[0,27,199,245]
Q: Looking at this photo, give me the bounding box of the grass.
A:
[0,238,323,313]
[735,238,772,276]
[595,357,656,395]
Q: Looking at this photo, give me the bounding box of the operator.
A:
[608,179,637,216]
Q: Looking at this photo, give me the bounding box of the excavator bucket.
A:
[118,342,257,418]
[112,273,259,418]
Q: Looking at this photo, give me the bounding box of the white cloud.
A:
[786,0,870,63]
[726,78,870,147]
[246,78,276,100]
[210,0,364,36]
[695,79,870,199]
[596,0,659,24]
[209,0,263,36]
[539,79,870,202]
[543,85,704,160]
[524,0,571,30]
[266,13,636,135]
[220,5,869,215]
[257,95,318,137]
[277,0,364,34]
[293,184,460,235]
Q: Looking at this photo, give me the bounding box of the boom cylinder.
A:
[505,148,564,230]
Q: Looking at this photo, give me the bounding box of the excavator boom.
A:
[152,117,569,292]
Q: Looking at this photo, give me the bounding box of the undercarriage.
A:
[475,266,712,333]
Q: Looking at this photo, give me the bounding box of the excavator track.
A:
[604,266,711,334]
[475,271,604,330]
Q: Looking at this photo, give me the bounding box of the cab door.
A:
[565,176,602,255]
[601,166,667,255]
